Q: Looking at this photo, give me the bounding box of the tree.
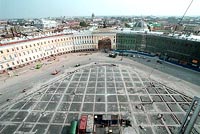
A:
[80,21,87,27]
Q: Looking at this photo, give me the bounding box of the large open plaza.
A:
[0,52,200,134]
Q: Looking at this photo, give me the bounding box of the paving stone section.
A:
[0,64,199,134]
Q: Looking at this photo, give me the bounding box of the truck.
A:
[69,121,78,134]
[51,70,60,75]
[79,115,88,134]
[86,115,94,133]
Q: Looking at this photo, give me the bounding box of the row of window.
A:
[0,36,98,54]
[74,36,93,40]
[1,35,117,54]
[0,45,95,69]
[1,41,95,57]
[2,43,96,61]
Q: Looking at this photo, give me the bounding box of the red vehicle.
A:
[51,70,60,75]
[79,115,88,134]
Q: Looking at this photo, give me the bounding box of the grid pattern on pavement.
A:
[0,64,199,134]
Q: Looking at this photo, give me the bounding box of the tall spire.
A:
[92,13,95,19]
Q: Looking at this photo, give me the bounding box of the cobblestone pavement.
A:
[0,64,199,134]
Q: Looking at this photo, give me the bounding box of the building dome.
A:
[132,20,149,32]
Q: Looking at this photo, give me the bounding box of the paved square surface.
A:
[0,64,199,134]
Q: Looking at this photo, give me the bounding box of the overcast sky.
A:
[0,0,199,19]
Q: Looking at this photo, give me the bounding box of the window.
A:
[21,59,24,62]
[21,46,23,49]
[7,49,9,52]
[9,55,12,59]
[12,62,15,65]
[3,56,6,60]
[6,63,9,67]
[12,48,14,51]
[0,65,3,69]
[0,50,3,54]
[25,45,28,48]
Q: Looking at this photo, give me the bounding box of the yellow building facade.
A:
[0,32,116,72]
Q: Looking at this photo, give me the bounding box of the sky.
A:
[0,0,199,19]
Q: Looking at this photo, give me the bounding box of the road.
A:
[126,54,200,86]
[0,52,200,106]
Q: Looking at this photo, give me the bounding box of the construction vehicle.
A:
[69,121,78,134]
[51,70,60,75]
[86,115,94,133]
[79,115,88,134]
[35,63,42,69]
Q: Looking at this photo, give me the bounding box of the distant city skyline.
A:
[0,0,199,19]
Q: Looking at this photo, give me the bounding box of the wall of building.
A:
[1,31,199,71]
[0,32,116,72]
[116,33,143,50]
[116,33,200,67]
[146,35,200,66]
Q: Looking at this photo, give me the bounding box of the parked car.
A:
[74,64,80,67]
[157,60,162,64]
